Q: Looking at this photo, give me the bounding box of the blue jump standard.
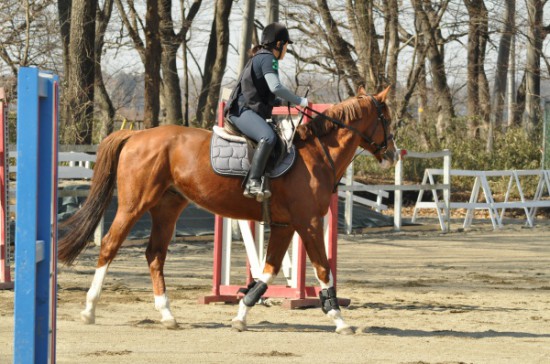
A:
[13,67,59,364]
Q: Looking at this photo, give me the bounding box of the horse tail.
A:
[58,130,135,265]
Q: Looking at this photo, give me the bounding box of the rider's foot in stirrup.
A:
[244,179,271,202]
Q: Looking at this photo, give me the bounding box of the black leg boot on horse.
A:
[244,138,274,202]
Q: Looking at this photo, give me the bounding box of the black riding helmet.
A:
[261,22,294,46]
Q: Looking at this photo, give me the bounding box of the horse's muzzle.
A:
[379,148,397,169]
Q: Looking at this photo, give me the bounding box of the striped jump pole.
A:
[13,67,59,364]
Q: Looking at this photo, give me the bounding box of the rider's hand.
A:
[299,97,308,107]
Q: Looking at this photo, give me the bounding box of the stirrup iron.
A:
[244,176,271,202]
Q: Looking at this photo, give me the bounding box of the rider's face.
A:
[277,41,288,60]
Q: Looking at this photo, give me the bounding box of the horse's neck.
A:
[319,128,360,180]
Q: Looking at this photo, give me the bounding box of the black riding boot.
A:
[244,138,274,201]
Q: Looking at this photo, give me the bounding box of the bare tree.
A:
[0,1,59,74]
[95,0,116,141]
[317,0,363,90]
[114,0,161,128]
[487,0,515,152]
[143,0,162,128]
[344,0,383,90]
[384,0,399,104]
[523,0,545,131]
[266,0,279,23]
[195,0,232,128]
[464,0,490,123]
[57,0,71,78]
[238,0,256,72]
[159,0,201,125]
[412,0,454,139]
[65,0,98,144]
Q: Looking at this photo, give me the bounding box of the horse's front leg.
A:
[232,225,295,332]
[297,218,354,335]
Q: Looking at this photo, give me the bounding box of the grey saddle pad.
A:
[210,127,296,178]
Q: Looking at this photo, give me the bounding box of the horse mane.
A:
[294,97,363,142]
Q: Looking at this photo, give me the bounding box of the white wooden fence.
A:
[9,151,96,197]
[6,151,99,245]
[339,149,452,232]
[413,169,550,230]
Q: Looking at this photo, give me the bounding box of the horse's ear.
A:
[356,86,367,96]
[377,85,392,103]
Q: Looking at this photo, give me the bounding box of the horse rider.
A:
[224,22,308,201]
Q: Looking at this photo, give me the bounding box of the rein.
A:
[297,95,392,192]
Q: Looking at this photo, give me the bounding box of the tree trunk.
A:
[507,34,517,128]
[396,43,428,126]
[523,0,543,131]
[160,46,183,124]
[464,0,490,125]
[490,0,515,132]
[486,0,514,152]
[514,72,526,127]
[182,40,189,126]
[95,0,116,141]
[364,0,383,89]
[412,0,454,139]
[238,0,256,73]
[346,0,383,90]
[195,18,217,125]
[317,0,363,91]
[144,0,162,128]
[67,0,97,144]
[196,0,232,128]
[266,0,279,23]
[57,0,72,138]
[159,0,183,125]
[384,0,399,104]
[344,0,383,91]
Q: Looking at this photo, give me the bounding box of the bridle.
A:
[302,95,392,155]
[297,95,393,191]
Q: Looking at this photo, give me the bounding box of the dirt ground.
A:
[1,222,550,364]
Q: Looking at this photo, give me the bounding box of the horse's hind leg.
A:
[81,210,145,324]
[232,224,295,331]
[146,191,188,329]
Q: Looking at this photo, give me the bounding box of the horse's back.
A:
[112,125,211,182]
[119,125,210,156]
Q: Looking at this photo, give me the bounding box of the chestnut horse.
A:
[58,86,396,335]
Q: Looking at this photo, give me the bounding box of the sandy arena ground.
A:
[1,222,550,363]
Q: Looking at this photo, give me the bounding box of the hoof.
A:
[161,318,179,329]
[80,311,95,324]
[231,320,247,332]
[336,326,355,335]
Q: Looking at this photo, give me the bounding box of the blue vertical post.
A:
[14,67,59,364]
